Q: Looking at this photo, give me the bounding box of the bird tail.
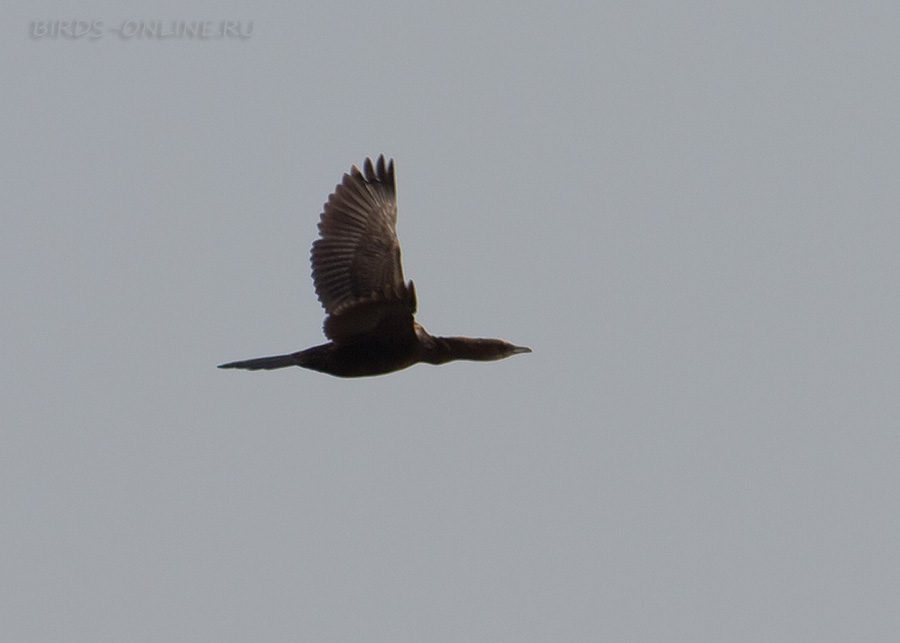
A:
[218,352,303,371]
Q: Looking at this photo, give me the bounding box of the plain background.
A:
[3,2,899,641]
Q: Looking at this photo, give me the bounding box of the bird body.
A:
[219,156,530,377]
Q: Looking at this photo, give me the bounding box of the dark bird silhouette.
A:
[219,155,531,377]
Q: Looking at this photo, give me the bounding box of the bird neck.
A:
[419,333,511,364]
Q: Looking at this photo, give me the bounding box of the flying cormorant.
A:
[219,155,530,377]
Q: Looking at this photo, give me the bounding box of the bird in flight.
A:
[219,155,530,377]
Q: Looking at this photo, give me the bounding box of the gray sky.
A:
[3,2,899,641]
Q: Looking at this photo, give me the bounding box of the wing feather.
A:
[310,156,404,313]
[310,156,415,343]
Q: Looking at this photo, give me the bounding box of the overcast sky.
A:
[3,2,900,641]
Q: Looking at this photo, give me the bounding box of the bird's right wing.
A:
[322,280,417,343]
[310,155,407,316]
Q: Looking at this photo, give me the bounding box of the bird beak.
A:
[511,345,532,355]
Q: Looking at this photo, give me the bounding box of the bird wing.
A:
[310,155,416,343]
[322,280,417,343]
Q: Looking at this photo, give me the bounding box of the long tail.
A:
[218,352,303,371]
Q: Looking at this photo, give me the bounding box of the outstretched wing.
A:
[310,155,416,343]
